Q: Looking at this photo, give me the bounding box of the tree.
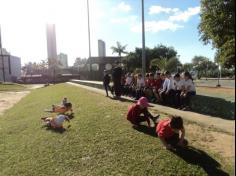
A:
[150,57,167,72]
[111,42,128,57]
[191,56,217,78]
[150,57,182,73]
[166,57,182,73]
[124,44,178,72]
[73,57,87,67]
[198,0,235,67]
[182,63,194,72]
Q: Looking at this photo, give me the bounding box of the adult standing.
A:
[112,61,123,98]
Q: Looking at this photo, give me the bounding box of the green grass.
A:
[0,83,27,91]
[0,84,232,176]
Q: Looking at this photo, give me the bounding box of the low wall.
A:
[70,79,104,89]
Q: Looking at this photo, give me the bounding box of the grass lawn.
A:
[0,83,27,91]
[195,79,235,88]
[0,84,233,176]
[191,87,235,120]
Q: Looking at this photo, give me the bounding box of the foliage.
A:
[124,44,178,72]
[166,57,182,73]
[73,58,87,68]
[150,57,167,72]
[111,41,128,57]
[182,63,194,72]
[199,0,235,67]
[189,56,217,78]
[149,57,181,73]
[22,60,49,75]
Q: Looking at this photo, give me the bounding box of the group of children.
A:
[39,97,187,150]
[127,96,188,150]
[41,97,74,130]
[104,70,196,110]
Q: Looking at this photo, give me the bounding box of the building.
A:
[98,40,106,57]
[46,24,57,67]
[57,53,68,68]
[0,48,21,82]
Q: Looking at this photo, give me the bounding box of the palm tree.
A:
[150,57,168,72]
[111,42,128,57]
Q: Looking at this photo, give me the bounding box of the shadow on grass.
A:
[108,96,135,103]
[41,125,66,134]
[191,95,235,120]
[133,125,229,176]
[133,125,157,137]
[172,147,229,176]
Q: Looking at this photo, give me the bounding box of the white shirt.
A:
[136,78,145,88]
[54,115,66,126]
[174,79,184,90]
[125,76,133,86]
[162,77,175,92]
[183,79,196,92]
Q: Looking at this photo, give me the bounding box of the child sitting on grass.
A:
[127,97,159,127]
[156,115,188,150]
[41,114,71,129]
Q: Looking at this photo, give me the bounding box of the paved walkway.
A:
[67,82,235,135]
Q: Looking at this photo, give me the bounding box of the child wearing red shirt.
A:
[144,73,156,102]
[156,115,188,150]
[127,97,159,127]
[153,73,163,103]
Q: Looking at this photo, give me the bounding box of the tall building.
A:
[46,24,57,67]
[0,48,21,82]
[98,40,106,57]
[57,53,68,68]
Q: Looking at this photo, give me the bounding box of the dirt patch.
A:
[186,123,235,164]
[0,91,30,115]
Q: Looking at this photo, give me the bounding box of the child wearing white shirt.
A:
[173,73,184,108]
[158,71,175,106]
[41,114,70,129]
[135,74,145,100]
[180,72,196,110]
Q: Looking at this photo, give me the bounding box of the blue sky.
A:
[0,0,215,65]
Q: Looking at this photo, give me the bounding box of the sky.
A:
[0,0,216,66]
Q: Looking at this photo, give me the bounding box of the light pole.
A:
[141,0,146,77]
[216,63,221,87]
[87,0,92,79]
[0,25,6,82]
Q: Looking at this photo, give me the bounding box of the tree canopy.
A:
[198,0,235,67]
[124,44,178,72]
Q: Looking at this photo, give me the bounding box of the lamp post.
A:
[141,0,146,77]
[0,25,6,82]
[216,63,221,87]
[87,0,92,79]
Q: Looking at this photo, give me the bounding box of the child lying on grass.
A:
[41,114,71,129]
[45,101,73,114]
[127,97,160,127]
[156,115,188,150]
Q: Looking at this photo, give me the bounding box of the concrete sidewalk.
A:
[67,82,235,135]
